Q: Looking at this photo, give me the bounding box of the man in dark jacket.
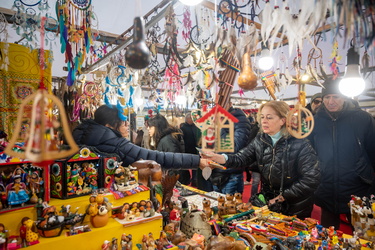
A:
[305,93,322,115]
[308,78,375,228]
[209,105,252,194]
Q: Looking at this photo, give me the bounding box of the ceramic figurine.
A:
[121,233,132,250]
[20,217,29,247]
[102,240,111,250]
[28,171,44,200]
[0,223,7,250]
[6,175,29,208]
[111,237,118,250]
[143,201,155,218]
[0,182,6,209]
[24,218,39,245]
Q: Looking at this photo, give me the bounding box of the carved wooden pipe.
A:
[238,52,257,90]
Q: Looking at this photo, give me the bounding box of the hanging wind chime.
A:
[286,47,314,139]
[4,17,79,166]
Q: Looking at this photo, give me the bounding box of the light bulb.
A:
[301,73,310,82]
[258,49,274,70]
[179,0,203,6]
[175,95,187,105]
[339,76,365,97]
[339,47,366,97]
[134,97,144,106]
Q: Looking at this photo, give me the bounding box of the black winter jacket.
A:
[72,119,200,169]
[226,132,320,218]
[308,101,375,214]
[156,128,184,153]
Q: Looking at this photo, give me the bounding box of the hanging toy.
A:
[4,17,79,166]
[125,17,151,69]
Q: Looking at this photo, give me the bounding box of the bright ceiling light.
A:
[175,94,187,105]
[258,48,274,70]
[339,47,366,97]
[301,73,310,82]
[179,0,203,6]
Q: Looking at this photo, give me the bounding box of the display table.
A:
[0,190,164,249]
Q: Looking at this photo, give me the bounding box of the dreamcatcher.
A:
[286,47,314,139]
[57,0,93,86]
[4,17,78,166]
[0,12,10,71]
[11,0,50,50]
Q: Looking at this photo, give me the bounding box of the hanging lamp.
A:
[339,46,366,97]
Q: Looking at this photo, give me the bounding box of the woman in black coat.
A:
[147,114,191,185]
[72,105,203,170]
[201,101,320,219]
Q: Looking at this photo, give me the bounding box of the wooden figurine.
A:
[202,198,212,220]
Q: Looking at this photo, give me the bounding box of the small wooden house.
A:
[196,105,238,153]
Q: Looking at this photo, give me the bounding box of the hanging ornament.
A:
[125,17,151,69]
[57,0,93,86]
[238,52,257,90]
[286,47,314,139]
[4,17,79,166]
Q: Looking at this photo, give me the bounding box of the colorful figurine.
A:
[24,218,39,245]
[121,233,132,250]
[0,223,7,250]
[6,175,29,208]
[111,237,118,250]
[28,171,44,199]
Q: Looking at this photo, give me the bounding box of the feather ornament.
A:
[308,64,325,88]
[260,0,272,44]
[284,67,294,86]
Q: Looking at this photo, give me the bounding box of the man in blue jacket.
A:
[209,104,252,194]
[308,77,375,229]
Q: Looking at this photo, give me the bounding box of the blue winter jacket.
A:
[308,100,375,214]
[72,119,200,169]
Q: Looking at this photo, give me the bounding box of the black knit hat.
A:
[321,77,342,97]
[311,93,322,102]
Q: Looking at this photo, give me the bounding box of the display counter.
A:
[0,190,165,249]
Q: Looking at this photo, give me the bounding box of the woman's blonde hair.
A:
[257,100,290,137]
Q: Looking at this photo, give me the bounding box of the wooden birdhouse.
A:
[196,105,238,153]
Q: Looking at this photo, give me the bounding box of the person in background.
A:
[147,114,190,185]
[179,113,207,189]
[73,105,210,170]
[208,103,252,195]
[308,78,375,229]
[306,93,323,115]
[201,101,320,219]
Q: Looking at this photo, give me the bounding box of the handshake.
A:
[197,149,227,171]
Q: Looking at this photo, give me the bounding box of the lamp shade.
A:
[339,47,365,97]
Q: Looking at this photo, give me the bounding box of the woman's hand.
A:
[200,152,226,164]
[268,195,285,205]
[199,158,210,170]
